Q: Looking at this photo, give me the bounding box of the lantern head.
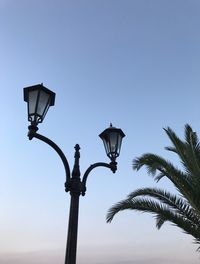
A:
[24,84,55,126]
[99,124,125,162]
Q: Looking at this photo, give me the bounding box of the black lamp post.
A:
[23,84,125,264]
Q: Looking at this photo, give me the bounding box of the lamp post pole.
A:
[24,84,125,264]
[65,144,81,264]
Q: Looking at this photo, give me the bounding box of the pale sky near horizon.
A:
[0,0,200,263]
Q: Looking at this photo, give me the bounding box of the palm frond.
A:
[184,125,200,177]
[133,153,193,202]
[165,125,200,184]
[164,146,177,153]
[164,126,187,164]
[127,187,200,226]
[155,215,167,229]
[107,197,200,241]
[184,124,198,146]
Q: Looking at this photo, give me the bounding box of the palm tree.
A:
[107,124,200,247]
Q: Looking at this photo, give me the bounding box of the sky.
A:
[0,0,200,263]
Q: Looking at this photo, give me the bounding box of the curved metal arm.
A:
[81,161,117,196]
[28,128,71,184]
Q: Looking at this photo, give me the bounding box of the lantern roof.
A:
[24,84,55,106]
[99,123,125,140]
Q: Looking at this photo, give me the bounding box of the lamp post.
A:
[23,84,125,264]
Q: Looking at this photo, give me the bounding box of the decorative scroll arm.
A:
[81,161,117,196]
[28,126,71,188]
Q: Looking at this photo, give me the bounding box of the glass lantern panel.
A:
[41,99,51,122]
[28,90,38,115]
[117,134,123,154]
[37,90,50,116]
[109,132,118,153]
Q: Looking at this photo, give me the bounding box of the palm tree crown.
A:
[107,124,200,247]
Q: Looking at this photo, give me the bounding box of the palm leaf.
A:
[107,197,200,242]
[133,153,193,201]
[165,125,200,182]
[127,187,200,226]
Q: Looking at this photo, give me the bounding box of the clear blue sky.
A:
[0,0,200,263]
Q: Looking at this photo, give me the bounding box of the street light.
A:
[23,84,125,264]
